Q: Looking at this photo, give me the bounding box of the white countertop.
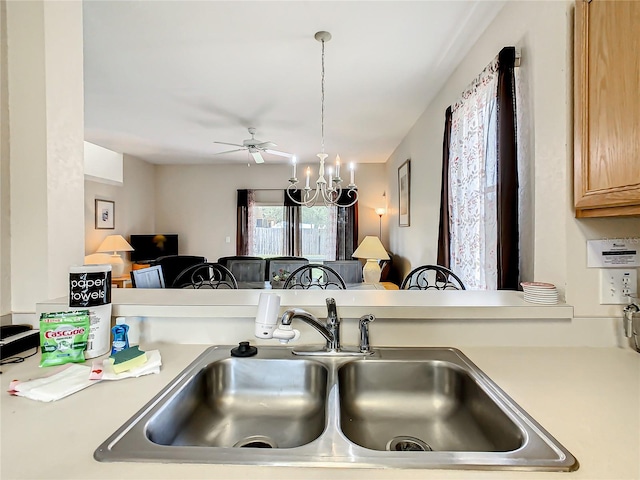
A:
[37,289,574,320]
[1,343,638,480]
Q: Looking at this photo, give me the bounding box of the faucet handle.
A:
[359,314,375,354]
[325,298,338,324]
[623,301,640,338]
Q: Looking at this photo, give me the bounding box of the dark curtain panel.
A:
[336,189,359,260]
[284,189,302,256]
[236,189,250,255]
[437,106,453,269]
[496,46,519,289]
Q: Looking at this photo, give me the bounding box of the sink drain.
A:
[233,435,278,449]
[386,436,432,452]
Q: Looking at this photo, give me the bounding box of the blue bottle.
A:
[111,317,130,354]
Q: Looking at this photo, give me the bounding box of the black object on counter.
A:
[0,325,39,361]
[230,341,258,357]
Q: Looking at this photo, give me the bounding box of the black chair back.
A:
[130,265,165,288]
[267,257,309,281]
[171,263,238,289]
[400,265,466,290]
[154,255,207,288]
[323,260,363,284]
[217,256,266,283]
[283,264,346,290]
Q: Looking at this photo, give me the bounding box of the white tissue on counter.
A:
[8,350,163,402]
[8,364,95,402]
[92,349,162,380]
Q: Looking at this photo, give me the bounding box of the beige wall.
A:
[1,0,10,317]
[384,0,640,317]
[155,162,386,262]
[4,0,84,316]
[84,154,157,270]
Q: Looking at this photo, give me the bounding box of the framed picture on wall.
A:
[95,199,115,229]
[398,159,411,227]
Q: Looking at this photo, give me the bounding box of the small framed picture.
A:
[398,159,411,227]
[95,199,115,229]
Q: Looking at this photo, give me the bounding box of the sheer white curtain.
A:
[325,206,337,261]
[449,57,499,290]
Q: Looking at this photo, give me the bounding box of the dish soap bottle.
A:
[111,317,130,354]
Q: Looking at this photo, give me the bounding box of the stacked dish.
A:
[521,282,558,304]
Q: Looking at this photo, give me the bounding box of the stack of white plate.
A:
[521,282,558,304]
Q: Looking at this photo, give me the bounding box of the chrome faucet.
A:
[278,298,375,356]
[280,298,340,352]
[623,298,640,353]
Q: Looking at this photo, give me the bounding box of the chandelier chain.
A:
[320,38,325,155]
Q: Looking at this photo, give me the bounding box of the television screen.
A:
[129,234,178,262]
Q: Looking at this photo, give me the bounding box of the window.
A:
[438,47,519,290]
[238,190,338,261]
[299,206,336,262]
[252,204,284,257]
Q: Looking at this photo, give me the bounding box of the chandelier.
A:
[287,31,358,208]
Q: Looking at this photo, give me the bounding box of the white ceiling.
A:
[83,1,505,166]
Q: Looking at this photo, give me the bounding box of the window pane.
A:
[251,205,284,257]
[300,206,336,261]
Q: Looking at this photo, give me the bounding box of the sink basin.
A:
[147,358,327,448]
[339,359,523,452]
[95,346,578,471]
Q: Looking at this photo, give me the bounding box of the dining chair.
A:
[171,262,238,289]
[217,256,266,283]
[267,256,309,281]
[323,260,363,284]
[130,265,165,288]
[154,255,207,288]
[283,264,346,290]
[400,265,466,290]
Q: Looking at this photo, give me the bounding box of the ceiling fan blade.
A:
[264,149,294,158]
[250,151,265,164]
[214,141,244,147]
[255,141,277,148]
[213,148,246,155]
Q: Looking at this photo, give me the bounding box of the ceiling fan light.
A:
[250,151,264,164]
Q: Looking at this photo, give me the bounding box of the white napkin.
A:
[8,364,96,402]
[92,349,162,380]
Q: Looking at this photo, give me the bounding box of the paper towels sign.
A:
[69,265,112,358]
[69,274,111,305]
[587,239,640,268]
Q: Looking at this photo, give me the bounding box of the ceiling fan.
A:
[213,127,293,164]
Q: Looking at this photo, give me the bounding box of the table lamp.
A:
[96,234,134,277]
[352,236,390,283]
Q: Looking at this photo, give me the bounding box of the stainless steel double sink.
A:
[94,346,578,471]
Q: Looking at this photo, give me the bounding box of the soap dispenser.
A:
[111,317,130,354]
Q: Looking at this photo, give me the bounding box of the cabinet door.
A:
[574,0,640,217]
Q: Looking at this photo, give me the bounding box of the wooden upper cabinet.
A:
[574,0,640,218]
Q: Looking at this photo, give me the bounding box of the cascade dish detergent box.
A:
[39,311,90,367]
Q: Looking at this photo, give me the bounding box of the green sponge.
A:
[109,346,147,374]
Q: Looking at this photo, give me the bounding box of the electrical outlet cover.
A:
[599,269,638,304]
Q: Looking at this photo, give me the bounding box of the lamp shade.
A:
[352,236,389,261]
[96,235,134,253]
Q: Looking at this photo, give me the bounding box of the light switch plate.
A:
[599,269,638,304]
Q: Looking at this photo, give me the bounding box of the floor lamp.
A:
[375,208,386,238]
